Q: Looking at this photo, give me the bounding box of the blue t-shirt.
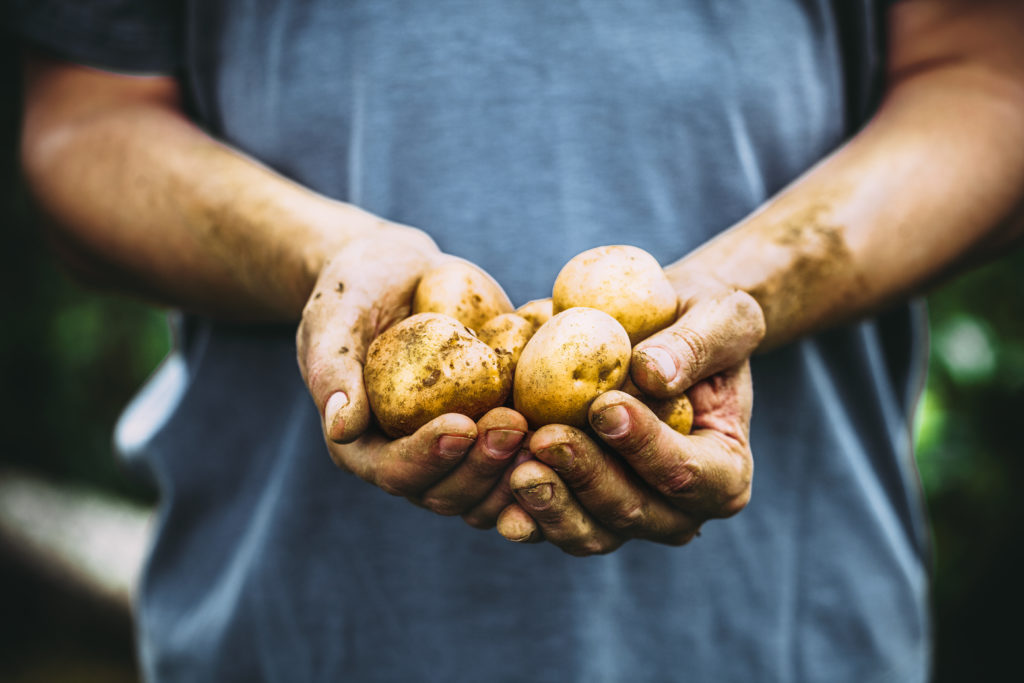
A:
[18,1,930,681]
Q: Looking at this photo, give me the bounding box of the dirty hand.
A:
[297,224,526,521]
[497,273,765,555]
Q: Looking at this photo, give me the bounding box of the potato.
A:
[476,313,535,377]
[646,393,694,435]
[620,376,693,435]
[515,298,553,331]
[552,245,678,345]
[364,313,511,437]
[514,307,631,429]
[413,260,514,332]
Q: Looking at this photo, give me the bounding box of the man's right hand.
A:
[296,225,527,525]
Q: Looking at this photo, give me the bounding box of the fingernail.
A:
[518,483,554,509]
[485,429,525,459]
[538,444,574,471]
[438,435,474,458]
[325,391,349,419]
[594,404,630,438]
[643,347,678,384]
[326,392,349,435]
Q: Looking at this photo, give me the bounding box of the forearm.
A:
[20,54,396,321]
[669,1,1024,350]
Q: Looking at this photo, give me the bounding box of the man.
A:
[16,0,1024,680]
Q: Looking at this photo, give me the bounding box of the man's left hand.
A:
[496,279,764,555]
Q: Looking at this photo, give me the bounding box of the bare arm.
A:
[661,0,1024,358]
[21,50,525,525]
[502,0,1024,554]
[20,51,399,320]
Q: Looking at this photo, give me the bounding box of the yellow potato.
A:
[515,298,554,331]
[620,376,693,435]
[642,393,694,435]
[476,313,535,378]
[552,245,678,345]
[364,313,511,437]
[514,307,631,429]
[412,260,514,332]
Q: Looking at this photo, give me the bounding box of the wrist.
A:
[664,204,851,351]
[662,259,768,352]
[663,265,736,304]
[297,200,442,309]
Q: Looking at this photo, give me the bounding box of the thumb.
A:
[297,290,379,444]
[631,290,765,398]
[297,226,442,443]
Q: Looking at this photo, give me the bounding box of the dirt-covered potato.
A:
[412,261,514,332]
[620,376,693,435]
[515,298,554,331]
[645,393,694,435]
[476,313,535,378]
[514,307,631,429]
[364,313,511,437]
[552,245,678,345]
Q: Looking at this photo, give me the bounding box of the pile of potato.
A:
[363,245,693,438]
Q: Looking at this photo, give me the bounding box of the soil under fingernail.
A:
[518,483,554,509]
[438,435,474,457]
[539,444,574,470]
[485,429,524,458]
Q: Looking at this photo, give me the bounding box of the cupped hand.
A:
[496,274,766,555]
[297,224,526,522]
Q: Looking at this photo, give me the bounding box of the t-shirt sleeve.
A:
[10,0,181,74]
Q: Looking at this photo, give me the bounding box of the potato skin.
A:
[552,245,678,345]
[514,307,631,429]
[364,313,511,437]
[515,298,554,331]
[476,313,535,377]
[620,376,693,435]
[646,393,694,435]
[412,261,514,332]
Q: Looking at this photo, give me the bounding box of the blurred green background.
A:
[2,37,1022,683]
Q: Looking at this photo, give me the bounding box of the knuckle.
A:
[533,503,565,526]
[467,452,505,479]
[563,459,604,497]
[614,423,659,459]
[372,464,411,497]
[728,291,767,342]
[657,464,701,501]
[605,500,647,534]
[713,456,753,518]
[420,495,468,517]
[566,538,615,557]
[667,326,710,371]
[717,488,752,519]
